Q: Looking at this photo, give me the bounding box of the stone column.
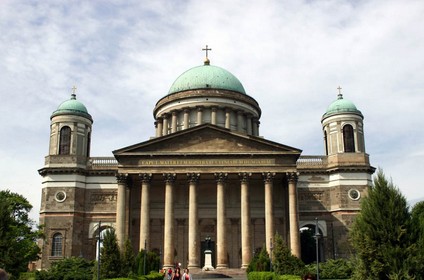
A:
[162,114,169,136]
[183,108,189,129]
[287,172,301,258]
[197,106,203,126]
[237,111,244,132]
[239,173,252,269]
[116,174,128,249]
[211,107,217,125]
[263,172,275,254]
[215,172,228,269]
[187,173,200,269]
[246,115,253,135]
[163,173,176,268]
[139,173,152,251]
[157,118,163,137]
[253,118,259,136]
[225,108,231,129]
[171,111,178,133]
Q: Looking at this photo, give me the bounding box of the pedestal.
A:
[202,250,214,271]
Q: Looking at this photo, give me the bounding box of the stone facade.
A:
[38,60,374,269]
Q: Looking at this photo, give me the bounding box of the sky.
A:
[1,0,423,222]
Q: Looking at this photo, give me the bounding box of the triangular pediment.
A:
[113,124,301,156]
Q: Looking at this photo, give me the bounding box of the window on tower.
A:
[59,126,71,155]
[343,124,355,152]
[51,233,63,256]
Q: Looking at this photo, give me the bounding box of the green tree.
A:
[121,239,136,277]
[350,169,417,279]
[0,190,42,278]
[247,246,270,272]
[409,201,424,278]
[135,250,160,275]
[272,233,304,276]
[99,228,121,279]
[35,257,93,280]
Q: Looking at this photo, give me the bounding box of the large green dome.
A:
[51,94,92,119]
[323,94,362,118]
[168,63,246,95]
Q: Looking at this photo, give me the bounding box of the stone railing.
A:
[88,157,118,169]
[297,156,327,169]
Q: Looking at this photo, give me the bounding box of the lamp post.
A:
[97,221,101,280]
[315,218,321,280]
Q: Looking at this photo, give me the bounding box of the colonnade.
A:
[115,172,300,269]
[154,106,260,137]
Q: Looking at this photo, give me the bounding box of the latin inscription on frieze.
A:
[90,192,117,203]
[140,158,274,166]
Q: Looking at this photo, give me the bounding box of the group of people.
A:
[167,267,192,280]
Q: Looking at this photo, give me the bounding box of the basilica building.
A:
[38,54,374,270]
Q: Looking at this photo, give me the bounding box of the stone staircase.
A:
[190,268,247,280]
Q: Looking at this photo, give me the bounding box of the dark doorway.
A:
[200,239,216,268]
[300,225,323,264]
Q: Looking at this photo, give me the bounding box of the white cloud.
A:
[1,0,424,221]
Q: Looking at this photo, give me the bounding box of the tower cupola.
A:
[321,89,365,156]
[46,88,93,168]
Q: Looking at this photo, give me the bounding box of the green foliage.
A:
[317,258,353,279]
[247,247,271,272]
[272,233,305,276]
[0,190,43,278]
[135,250,160,275]
[247,271,277,280]
[18,272,35,280]
[277,275,301,280]
[34,257,94,280]
[100,228,122,279]
[350,169,421,279]
[121,239,136,277]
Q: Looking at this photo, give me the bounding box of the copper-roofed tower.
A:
[153,51,261,137]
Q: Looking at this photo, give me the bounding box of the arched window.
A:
[343,124,355,153]
[59,126,71,155]
[51,233,63,256]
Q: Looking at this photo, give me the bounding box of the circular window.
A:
[55,191,67,203]
[348,189,361,201]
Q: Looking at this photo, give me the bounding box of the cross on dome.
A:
[202,44,212,65]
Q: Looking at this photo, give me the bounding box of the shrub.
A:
[272,233,305,276]
[34,257,94,280]
[247,247,271,272]
[248,271,277,280]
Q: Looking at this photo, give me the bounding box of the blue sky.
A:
[1,0,423,221]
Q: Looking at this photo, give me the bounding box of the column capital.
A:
[286,172,299,183]
[139,173,152,183]
[262,172,276,183]
[238,172,252,182]
[214,172,228,183]
[187,173,200,183]
[163,173,176,183]
[116,173,128,184]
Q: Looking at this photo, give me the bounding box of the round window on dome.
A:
[348,189,361,201]
[55,191,67,203]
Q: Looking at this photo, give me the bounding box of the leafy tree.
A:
[247,247,270,272]
[0,190,42,278]
[121,239,136,277]
[135,250,160,275]
[99,228,121,279]
[272,233,304,276]
[34,257,93,280]
[409,201,424,278]
[350,169,417,279]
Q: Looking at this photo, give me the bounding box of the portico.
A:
[113,124,301,269]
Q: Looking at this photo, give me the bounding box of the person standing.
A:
[172,267,181,280]
[182,268,192,280]
[0,269,8,280]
